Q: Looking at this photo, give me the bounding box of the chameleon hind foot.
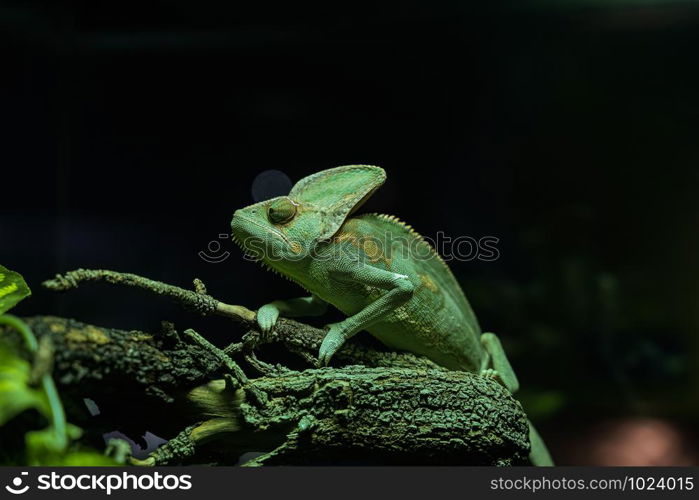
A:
[480,368,505,387]
[480,332,519,393]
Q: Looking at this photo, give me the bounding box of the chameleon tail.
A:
[528,419,554,466]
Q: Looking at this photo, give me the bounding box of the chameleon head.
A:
[231,165,387,271]
[231,196,311,265]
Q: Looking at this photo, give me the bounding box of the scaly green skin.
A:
[231,165,553,466]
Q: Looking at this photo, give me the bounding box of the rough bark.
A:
[2,316,223,403]
[7,267,533,465]
[1,315,530,465]
[174,366,530,466]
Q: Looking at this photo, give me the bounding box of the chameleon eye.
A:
[267,197,297,224]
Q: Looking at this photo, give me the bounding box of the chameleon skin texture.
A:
[318,213,483,371]
[231,165,553,465]
[231,165,484,371]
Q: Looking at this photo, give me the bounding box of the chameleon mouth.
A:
[231,214,294,251]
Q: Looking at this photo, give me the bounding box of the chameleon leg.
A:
[480,334,554,465]
[319,264,415,365]
[256,294,328,333]
[479,332,519,394]
[528,420,554,466]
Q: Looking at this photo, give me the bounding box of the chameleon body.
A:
[231,165,553,465]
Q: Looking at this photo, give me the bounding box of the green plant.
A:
[0,265,114,465]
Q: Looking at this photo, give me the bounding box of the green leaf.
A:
[0,344,49,426]
[25,428,67,464]
[0,338,115,466]
[26,426,116,466]
[54,451,117,466]
[0,265,31,315]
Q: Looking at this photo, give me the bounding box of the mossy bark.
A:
[3,316,223,402]
[178,367,530,466]
[1,316,530,465]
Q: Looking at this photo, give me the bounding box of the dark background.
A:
[2,0,698,465]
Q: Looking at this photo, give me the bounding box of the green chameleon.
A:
[231,165,553,466]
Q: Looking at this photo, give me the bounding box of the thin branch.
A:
[42,268,441,371]
[43,268,255,322]
[183,328,267,407]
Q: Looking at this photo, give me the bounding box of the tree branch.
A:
[19,269,534,465]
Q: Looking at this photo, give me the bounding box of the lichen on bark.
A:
[195,365,531,466]
[0,269,533,465]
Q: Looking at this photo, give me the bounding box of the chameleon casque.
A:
[231,165,553,466]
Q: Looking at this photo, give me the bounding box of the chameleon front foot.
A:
[318,323,348,366]
[256,303,280,334]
